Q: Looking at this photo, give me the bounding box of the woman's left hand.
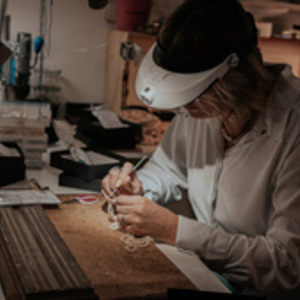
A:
[112,195,179,245]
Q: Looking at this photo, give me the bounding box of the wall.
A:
[4,0,183,112]
[5,0,111,109]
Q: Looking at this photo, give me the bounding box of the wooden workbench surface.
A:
[45,195,195,300]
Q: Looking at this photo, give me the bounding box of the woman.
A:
[102,0,300,297]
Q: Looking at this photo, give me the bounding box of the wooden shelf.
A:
[259,37,300,76]
[104,29,156,114]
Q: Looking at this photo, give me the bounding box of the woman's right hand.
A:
[101,162,143,197]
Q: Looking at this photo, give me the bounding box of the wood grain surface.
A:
[0,204,97,300]
[45,195,196,300]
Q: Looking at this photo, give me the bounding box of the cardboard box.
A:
[257,22,273,38]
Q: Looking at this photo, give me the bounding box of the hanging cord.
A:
[0,0,8,40]
[30,0,54,71]
[44,0,54,59]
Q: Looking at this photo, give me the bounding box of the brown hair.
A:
[204,51,276,119]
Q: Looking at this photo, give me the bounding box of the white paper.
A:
[0,190,61,206]
[0,143,20,157]
[90,105,128,129]
[62,151,119,165]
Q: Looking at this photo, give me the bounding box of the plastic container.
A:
[116,0,152,31]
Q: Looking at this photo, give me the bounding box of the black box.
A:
[50,147,127,182]
[0,142,26,188]
[58,172,101,192]
[75,119,142,149]
[64,102,100,124]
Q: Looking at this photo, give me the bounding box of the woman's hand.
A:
[101,162,143,196]
[113,195,179,245]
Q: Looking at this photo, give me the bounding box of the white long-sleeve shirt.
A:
[137,65,300,294]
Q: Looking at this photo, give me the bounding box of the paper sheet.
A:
[0,190,61,206]
[62,151,120,165]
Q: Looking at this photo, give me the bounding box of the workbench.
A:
[0,146,230,300]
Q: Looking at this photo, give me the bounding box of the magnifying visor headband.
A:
[135,42,240,110]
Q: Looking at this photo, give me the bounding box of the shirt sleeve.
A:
[176,140,300,292]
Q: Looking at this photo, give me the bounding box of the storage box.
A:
[0,142,26,188]
[75,120,142,149]
[64,102,100,124]
[50,147,127,182]
[59,172,101,192]
[257,21,273,38]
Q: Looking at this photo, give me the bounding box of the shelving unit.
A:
[259,37,300,76]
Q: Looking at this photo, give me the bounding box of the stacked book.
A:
[0,100,51,169]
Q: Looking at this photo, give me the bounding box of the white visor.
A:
[135,43,239,110]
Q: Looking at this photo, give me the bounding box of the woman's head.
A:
[159,0,257,65]
[157,0,275,119]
